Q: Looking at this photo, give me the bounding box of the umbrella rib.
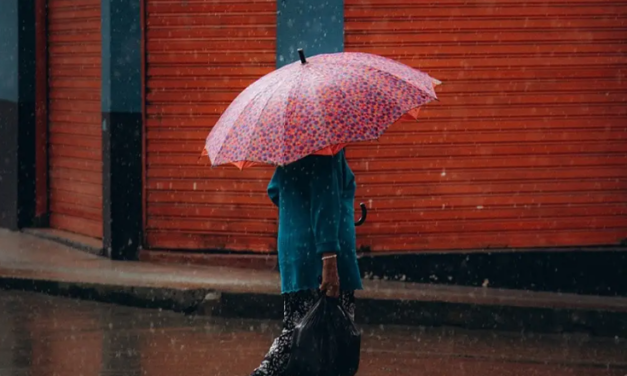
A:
[306,61,437,149]
[211,88,268,165]
[278,68,306,165]
[211,70,289,163]
[335,62,439,109]
[310,63,380,140]
[220,70,290,165]
[242,68,298,165]
[306,66,337,155]
[324,59,438,101]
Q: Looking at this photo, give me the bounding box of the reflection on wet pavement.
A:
[0,290,625,376]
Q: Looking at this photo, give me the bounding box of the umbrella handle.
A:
[355,202,367,227]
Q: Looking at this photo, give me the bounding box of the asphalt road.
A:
[0,290,625,376]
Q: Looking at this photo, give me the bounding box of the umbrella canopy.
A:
[204,51,440,169]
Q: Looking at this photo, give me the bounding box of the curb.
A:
[1,275,626,337]
[0,276,210,313]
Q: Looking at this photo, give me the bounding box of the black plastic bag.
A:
[284,295,361,376]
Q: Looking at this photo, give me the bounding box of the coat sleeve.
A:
[309,156,342,254]
[267,169,280,207]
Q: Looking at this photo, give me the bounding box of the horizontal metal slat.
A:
[145,232,276,252]
[147,218,277,235]
[348,31,627,45]
[359,204,627,223]
[49,158,102,173]
[146,27,276,40]
[147,2,281,15]
[48,188,102,208]
[357,180,627,197]
[50,179,102,197]
[49,146,101,163]
[48,0,100,9]
[359,216,627,236]
[147,52,275,65]
[147,39,275,52]
[345,5,627,18]
[49,169,102,185]
[49,214,102,239]
[49,202,102,221]
[354,166,627,184]
[355,44,627,56]
[147,14,276,27]
[345,19,627,32]
[345,0,625,6]
[358,229,626,252]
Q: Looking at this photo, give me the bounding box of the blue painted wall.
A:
[276,0,344,68]
[101,0,142,113]
[0,0,18,102]
[0,0,36,230]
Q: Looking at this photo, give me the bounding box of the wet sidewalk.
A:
[1,229,626,335]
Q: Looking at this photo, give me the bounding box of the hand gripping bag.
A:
[284,295,361,376]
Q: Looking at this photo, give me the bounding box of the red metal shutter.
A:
[345,0,627,252]
[47,0,103,238]
[144,1,277,251]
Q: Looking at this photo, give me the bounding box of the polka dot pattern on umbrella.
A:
[205,52,440,168]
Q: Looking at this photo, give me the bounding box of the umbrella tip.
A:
[298,48,307,64]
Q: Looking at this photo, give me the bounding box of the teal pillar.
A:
[0,0,36,230]
[276,0,344,68]
[101,0,143,260]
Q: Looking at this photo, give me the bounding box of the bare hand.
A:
[320,254,340,298]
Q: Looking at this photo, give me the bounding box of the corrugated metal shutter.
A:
[345,0,627,252]
[144,1,277,251]
[47,0,103,238]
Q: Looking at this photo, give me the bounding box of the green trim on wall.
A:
[0,1,19,102]
[101,0,142,113]
[276,0,344,68]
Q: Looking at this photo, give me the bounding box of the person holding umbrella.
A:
[250,148,363,375]
[203,50,440,376]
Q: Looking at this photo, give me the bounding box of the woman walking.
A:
[250,149,363,376]
[202,50,438,374]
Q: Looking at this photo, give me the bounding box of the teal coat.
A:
[268,150,363,293]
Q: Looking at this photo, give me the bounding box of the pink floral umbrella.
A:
[203,50,441,169]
